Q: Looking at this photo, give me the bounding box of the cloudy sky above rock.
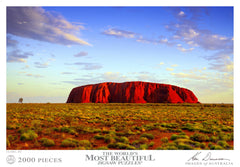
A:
[7,7,233,103]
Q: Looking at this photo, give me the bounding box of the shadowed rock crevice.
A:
[66,81,199,103]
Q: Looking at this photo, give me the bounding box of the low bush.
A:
[217,140,230,149]
[140,144,148,150]
[7,138,10,147]
[94,134,105,140]
[107,142,135,150]
[161,137,169,143]
[170,134,178,140]
[200,143,206,149]
[138,137,149,144]
[20,130,38,141]
[158,143,178,150]
[190,133,209,142]
[210,136,219,143]
[148,141,154,147]
[79,140,91,148]
[97,146,109,150]
[140,133,154,139]
[61,127,77,135]
[177,143,193,150]
[39,138,55,147]
[118,136,129,144]
[61,138,80,147]
[104,135,116,144]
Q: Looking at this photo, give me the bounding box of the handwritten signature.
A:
[188,152,230,162]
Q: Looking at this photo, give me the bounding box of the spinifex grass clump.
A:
[140,133,154,139]
[20,130,38,141]
[190,133,209,142]
[39,138,55,147]
[107,142,136,150]
[61,138,92,149]
[61,138,80,147]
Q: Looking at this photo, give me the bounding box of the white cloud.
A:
[204,50,233,72]
[171,72,206,80]
[177,45,194,52]
[7,7,91,46]
[74,51,88,57]
[136,36,152,44]
[165,10,233,52]
[166,68,174,71]
[34,62,49,68]
[171,64,178,67]
[61,72,75,75]
[65,62,103,70]
[178,11,185,16]
[209,61,233,72]
[26,73,44,78]
[7,49,33,63]
[103,28,136,38]
[99,72,135,82]
[7,35,19,47]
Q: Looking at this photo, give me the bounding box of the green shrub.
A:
[8,135,17,142]
[177,134,189,139]
[166,145,178,150]
[61,127,77,135]
[219,132,233,141]
[221,125,233,132]
[75,147,86,150]
[210,136,219,143]
[7,138,10,147]
[160,143,178,150]
[217,140,230,149]
[116,143,129,149]
[20,130,38,141]
[139,137,149,144]
[161,137,169,143]
[140,144,148,150]
[97,146,109,150]
[149,141,154,147]
[31,120,42,129]
[200,143,206,149]
[79,140,91,148]
[118,136,129,144]
[190,133,209,142]
[181,123,194,131]
[107,142,135,150]
[170,134,178,140]
[208,142,215,149]
[39,138,55,147]
[140,133,154,139]
[61,138,80,147]
[177,143,193,150]
[158,126,168,132]
[210,145,224,150]
[104,135,116,144]
[126,145,136,150]
[94,134,105,140]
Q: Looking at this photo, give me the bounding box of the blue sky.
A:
[6,7,233,103]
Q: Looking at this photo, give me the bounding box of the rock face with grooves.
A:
[66,81,199,103]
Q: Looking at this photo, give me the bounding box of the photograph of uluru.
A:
[7,7,233,150]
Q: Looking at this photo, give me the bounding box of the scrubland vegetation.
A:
[7,103,233,150]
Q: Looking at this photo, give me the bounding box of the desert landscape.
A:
[7,82,233,150]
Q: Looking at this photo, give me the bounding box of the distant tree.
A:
[18,98,23,103]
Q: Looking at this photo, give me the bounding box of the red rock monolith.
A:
[66,81,199,103]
